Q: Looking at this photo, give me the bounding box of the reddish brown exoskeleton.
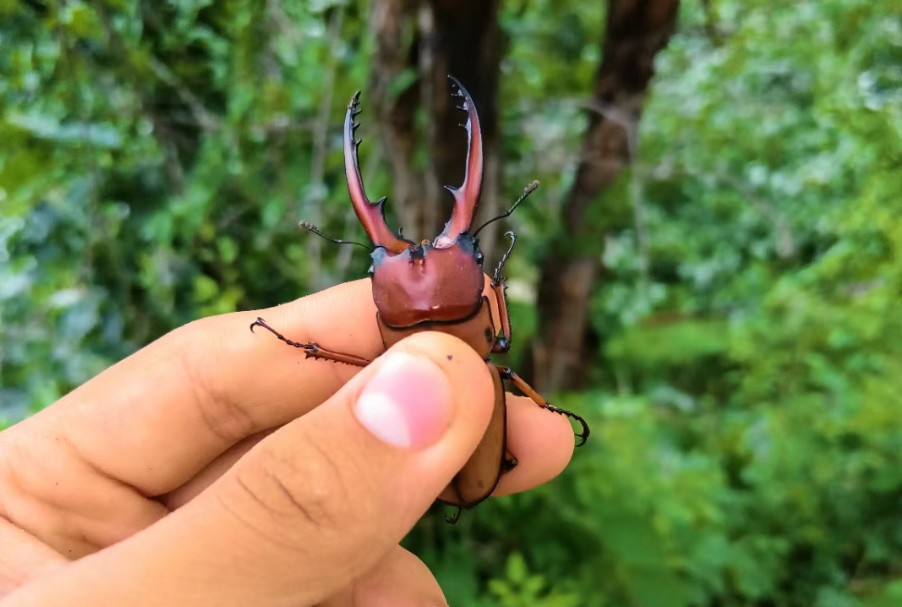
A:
[251,76,588,519]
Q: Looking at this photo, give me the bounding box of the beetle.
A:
[250,76,589,518]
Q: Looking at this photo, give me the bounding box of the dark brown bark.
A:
[426,0,503,257]
[368,0,503,256]
[368,0,421,235]
[533,0,680,392]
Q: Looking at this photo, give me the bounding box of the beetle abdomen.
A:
[439,362,507,508]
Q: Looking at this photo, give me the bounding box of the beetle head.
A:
[344,76,486,327]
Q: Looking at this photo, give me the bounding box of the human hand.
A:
[0,279,575,606]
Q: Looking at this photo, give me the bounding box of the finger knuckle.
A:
[238,432,356,541]
[166,319,258,444]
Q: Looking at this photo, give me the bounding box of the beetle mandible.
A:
[251,76,589,518]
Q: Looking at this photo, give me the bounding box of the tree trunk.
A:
[368,0,503,255]
[533,0,680,392]
[368,0,421,235]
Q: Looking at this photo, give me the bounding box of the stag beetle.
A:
[251,76,589,518]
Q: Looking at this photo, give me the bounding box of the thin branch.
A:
[585,99,650,288]
[700,0,725,46]
[716,174,796,258]
[146,57,219,132]
[661,166,797,259]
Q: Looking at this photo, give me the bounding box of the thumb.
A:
[202,330,494,604]
[6,331,493,607]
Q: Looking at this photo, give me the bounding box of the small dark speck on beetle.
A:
[447,355,454,361]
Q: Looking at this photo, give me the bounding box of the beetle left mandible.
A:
[251,76,589,517]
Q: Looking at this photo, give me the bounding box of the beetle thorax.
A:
[371,237,485,328]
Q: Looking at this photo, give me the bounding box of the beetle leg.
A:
[250,317,371,368]
[445,506,463,525]
[490,231,516,354]
[495,365,590,447]
[490,281,512,354]
[491,230,517,285]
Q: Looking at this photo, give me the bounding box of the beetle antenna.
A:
[472,180,539,236]
[299,221,370,250]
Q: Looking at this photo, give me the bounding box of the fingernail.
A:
[354,352,453,449]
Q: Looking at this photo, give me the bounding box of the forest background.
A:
[1,0,900,605]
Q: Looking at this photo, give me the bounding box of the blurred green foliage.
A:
[1,0,900,605]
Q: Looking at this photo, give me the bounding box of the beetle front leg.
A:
[495,365,590,447]
[250,317,372,367]
[490,281,512,354]
[491,230,517,285]
[491,231,516,354]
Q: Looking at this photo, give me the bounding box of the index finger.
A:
[7,279,383,498]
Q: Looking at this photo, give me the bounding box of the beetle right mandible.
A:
[251,76,589,517]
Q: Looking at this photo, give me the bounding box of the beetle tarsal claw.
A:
[445,507,463,525]
[545,405,591,447]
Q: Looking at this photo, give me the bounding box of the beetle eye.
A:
[475,252,484,265]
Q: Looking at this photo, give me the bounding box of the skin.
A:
[0,278,574,606]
